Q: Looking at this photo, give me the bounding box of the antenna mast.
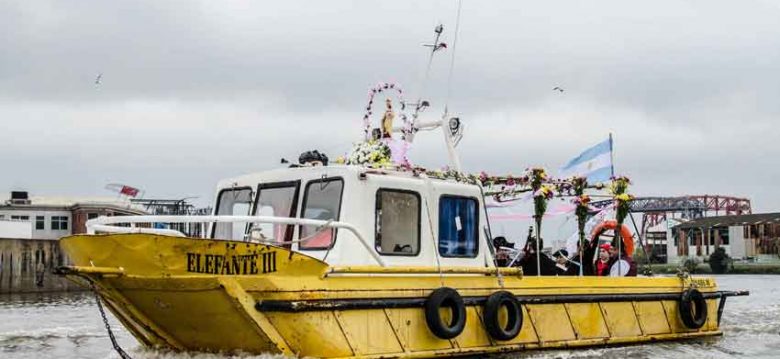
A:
[401,19,465,172]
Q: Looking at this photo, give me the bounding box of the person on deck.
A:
[492,236,515,267]
[595,243,613,276]
[553,249,579,276]
[515,227,556,275]
[608,244,638,277]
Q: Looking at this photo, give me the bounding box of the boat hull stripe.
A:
[255,290,748,312]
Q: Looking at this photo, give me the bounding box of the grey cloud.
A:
[1,1,779,212]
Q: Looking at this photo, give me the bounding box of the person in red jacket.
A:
[595,243,612,276]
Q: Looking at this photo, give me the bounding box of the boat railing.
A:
[86,215,386,266]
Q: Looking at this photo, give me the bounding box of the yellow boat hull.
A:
[58,234,736,358]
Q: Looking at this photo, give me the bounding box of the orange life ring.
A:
[590,220,634,255]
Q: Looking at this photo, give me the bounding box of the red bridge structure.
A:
[592,195,751,231]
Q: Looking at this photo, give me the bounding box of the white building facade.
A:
[666,212,780,262]
[1,191,146,240]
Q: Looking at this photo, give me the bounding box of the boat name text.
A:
[186,252,277,275]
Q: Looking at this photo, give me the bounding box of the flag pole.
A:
[536,222,541,276]
[610,132,622,276]
[609,133,615,178]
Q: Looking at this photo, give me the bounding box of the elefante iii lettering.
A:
[186,252,277,275]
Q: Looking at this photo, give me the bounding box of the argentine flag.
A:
[559,137,613,183]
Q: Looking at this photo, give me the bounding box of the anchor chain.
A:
[92,283,133,359]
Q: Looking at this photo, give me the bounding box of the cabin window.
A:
[35,216,45,230]
[375,189,421,256]
[252,182,300,247]
[299,178,344,250]
[213,187,253,240]
[438,196,479,257]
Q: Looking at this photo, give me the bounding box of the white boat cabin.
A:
[211,165,494,268]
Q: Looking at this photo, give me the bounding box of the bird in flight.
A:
[553,86,564,93]
[424,42,448,52]
[95,73,103,85]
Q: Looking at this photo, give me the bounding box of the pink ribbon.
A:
[488,204,609,221]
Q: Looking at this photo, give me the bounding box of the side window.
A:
[252,182,299,247]
[212,188,253,240]
[438,196,479,258]
[719,227,730,245]
[375,189,420,255]
[51,216,68,230]
[299,178,344,250]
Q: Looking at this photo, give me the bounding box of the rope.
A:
[479,184,504,287]
[92,283,132,359]
[535,223,542,276]
[443,0,464,113]
[628,212,653,275]
[424,198,445,287]
[422,186,445,287]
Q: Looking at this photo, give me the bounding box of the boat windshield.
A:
[299,178,344,250]
[252,182,299,247]
[213,187,253,240]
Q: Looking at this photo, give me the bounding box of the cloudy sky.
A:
[2,0,779,212]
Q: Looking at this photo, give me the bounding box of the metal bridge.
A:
[591,195,752,234]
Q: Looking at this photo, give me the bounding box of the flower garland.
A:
[332,158,615,211]
[571,176,590,258]
[344,140,392,168]
[362,82,411,141]
[530,168,551,237]
[425,167,481,184]
[611,175,634,250]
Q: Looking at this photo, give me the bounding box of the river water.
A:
[0,275,777,359]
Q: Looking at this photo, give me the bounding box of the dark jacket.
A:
[554,261,581,276]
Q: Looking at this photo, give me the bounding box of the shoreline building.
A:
[0,191,147,293]
[669,213,780,262]
[590,195,752,264]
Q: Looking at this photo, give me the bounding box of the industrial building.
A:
[670,213,780,262]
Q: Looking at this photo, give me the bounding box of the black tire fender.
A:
[679,288,708,329]
[424,287,467,339]
[483,290,523,341]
